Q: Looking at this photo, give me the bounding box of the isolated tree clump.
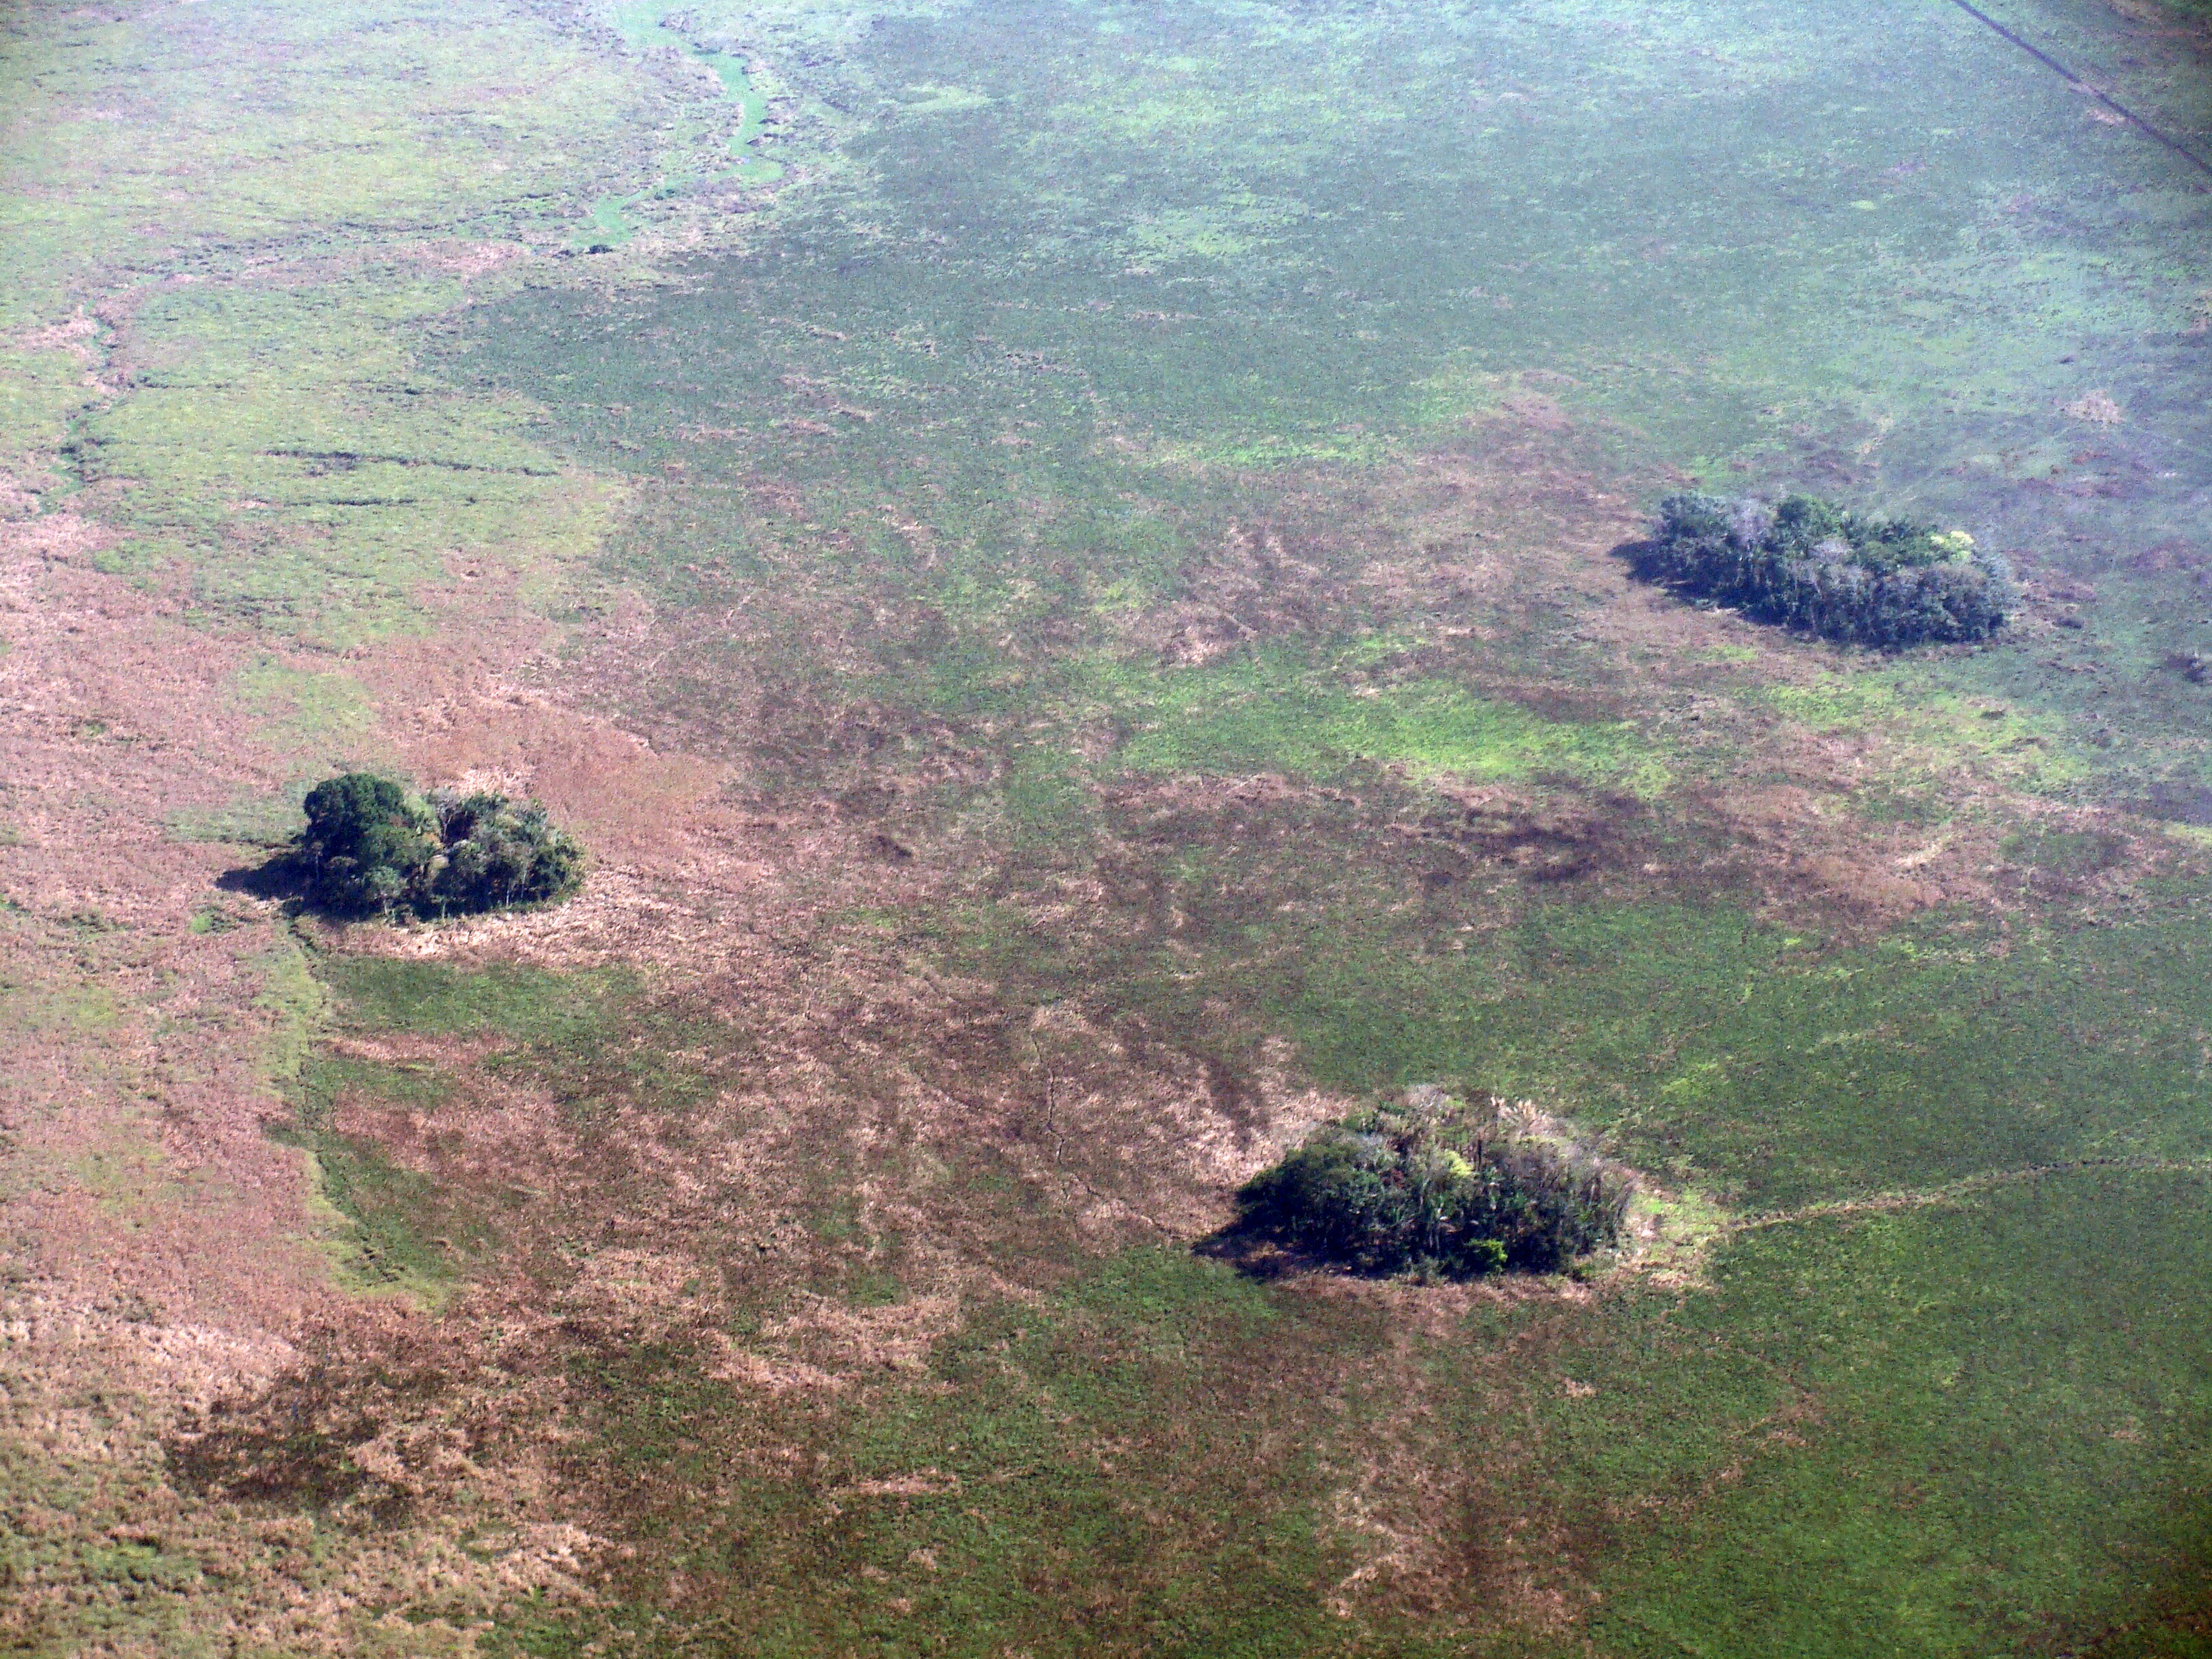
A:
[298,772,584,919]
[1629,492,2014,647]
[1236,1089,1634,1279]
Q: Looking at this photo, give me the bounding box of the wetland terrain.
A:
[5,0,2212,1652]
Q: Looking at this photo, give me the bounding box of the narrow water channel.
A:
[584,1,783,246]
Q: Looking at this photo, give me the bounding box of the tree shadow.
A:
[213,849,315,910]
[1191,1219,1399,1284]
[1191,1219,1307,1281]
[1610,533,1684,597]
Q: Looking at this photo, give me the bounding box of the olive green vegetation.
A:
[1273,900,2212,1210]
[281,1051,486,1294]
[538,1253,1387,1659]
[436,0,2212,1646]
[0,0,703,327]
[318,954,726,1126]
[297,890,2212,1656]
[1475,1166,2212,1658]
[268,957,695,1297]
[316,955,630,1044]
[467,0,2212,809]
[953,864,2212,1227]
[0,0,691,657]
[1100,650,1675,794]
[77,272,621,650]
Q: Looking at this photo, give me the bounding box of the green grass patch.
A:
[319,957,628,1044]
[2003,823,2127,878]
[287,1131,461,1296]
[166,790,306,848]
[1101,648,1667,792]
[231,657,378,753]
[1260,900,2212,1210]
[1549,1170,2212,1656]
[75,269,621,649]
[280,1051,488,1297]
[1757,673,2091,794]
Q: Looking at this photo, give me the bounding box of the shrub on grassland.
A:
[1237,1088,1633,1279]
[297,772,584,919]
[1628,492,2013,647]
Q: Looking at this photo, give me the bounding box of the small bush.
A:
[296,773,584,919]
[1627,491,2013,647]
[1236,1090,1633,1278]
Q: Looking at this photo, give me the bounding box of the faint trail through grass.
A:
[1732,1152,2212,1233]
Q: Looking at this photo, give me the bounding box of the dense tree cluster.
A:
[1629,492,2013,647]
[297,772,585,919]
[1236,1090,1634,1279]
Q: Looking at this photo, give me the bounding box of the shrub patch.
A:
[1626,493,2014,647]
[1235,1087,1635,1279]
[284,772,585,919]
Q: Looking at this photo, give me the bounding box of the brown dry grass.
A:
[0,504,330,1329]
[1,369,2180,1651]
[0,498,609,1652]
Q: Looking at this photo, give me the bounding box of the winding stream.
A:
[583,2,785,247]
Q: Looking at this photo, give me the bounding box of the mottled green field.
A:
[6,0,2212,1654]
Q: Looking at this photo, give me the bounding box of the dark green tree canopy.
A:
[293,772,584,920]
[1629,491,2015,647]
[1237,1088,1635,1279]
[302,773,411,861]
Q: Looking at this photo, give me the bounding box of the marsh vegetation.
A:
[14,0,2212,1652]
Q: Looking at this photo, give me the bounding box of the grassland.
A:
[5,0,2212,1653]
